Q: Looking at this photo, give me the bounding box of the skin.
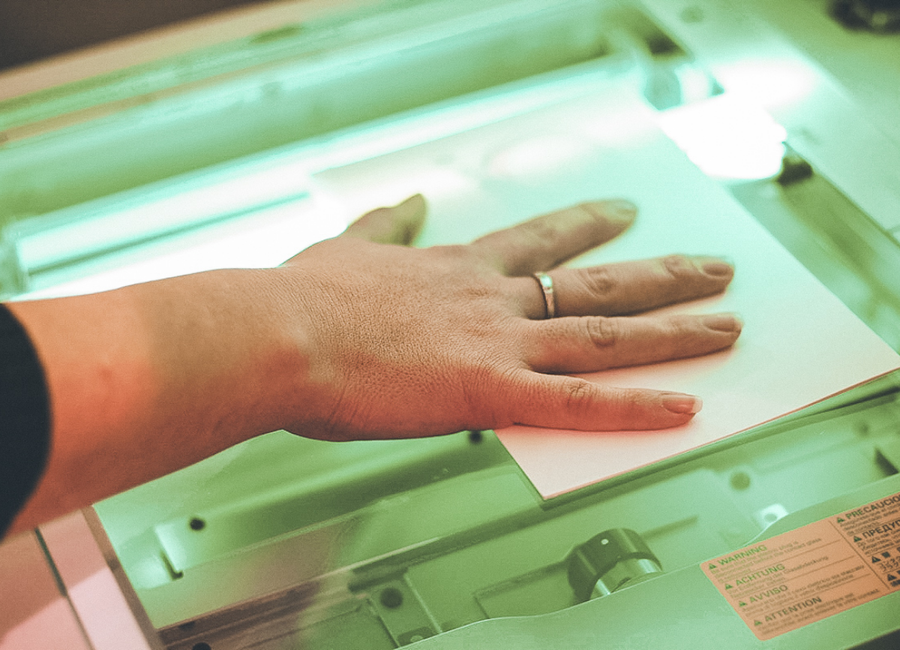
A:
[5,195,740,536]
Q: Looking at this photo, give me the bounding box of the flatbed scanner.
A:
[1,1,900,648]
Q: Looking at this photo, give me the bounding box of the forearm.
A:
[6,267,308,534]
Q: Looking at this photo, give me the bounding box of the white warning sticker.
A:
[702,491,900,640]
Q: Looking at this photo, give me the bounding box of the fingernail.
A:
[695,256,734,277]
[703,313,743,333]
[603,199,638,223]
[661,393,703,415]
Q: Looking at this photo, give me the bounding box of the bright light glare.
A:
[17,198,348,299]
[657,93,787,182]
[715,58,818,111]
[15,161,313,273]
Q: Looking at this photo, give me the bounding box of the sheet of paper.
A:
[313,85,900,499]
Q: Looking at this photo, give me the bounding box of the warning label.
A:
[702,490,900,640]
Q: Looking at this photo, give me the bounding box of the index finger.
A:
[469,200,637,277]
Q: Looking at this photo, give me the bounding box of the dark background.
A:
[0,0,272,70]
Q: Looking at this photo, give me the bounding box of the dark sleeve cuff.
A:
[0,303,50,536]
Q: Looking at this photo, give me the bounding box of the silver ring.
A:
[533,272,556,319]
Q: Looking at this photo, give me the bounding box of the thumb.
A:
[339,194,427,245]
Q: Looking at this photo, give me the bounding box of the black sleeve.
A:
[0,303,50,537]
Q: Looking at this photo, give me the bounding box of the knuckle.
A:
[519,219,557,241]
[564,379,598,417]
[672,314,700,333]
[659,318,693,351]
[576,201,610,227]
[517,216,569,251]
[584,316,618,349]
[579,265,616,297]
[494,219,558,257]
[661,254,695,280]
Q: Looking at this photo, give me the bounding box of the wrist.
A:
[131,267,314,445]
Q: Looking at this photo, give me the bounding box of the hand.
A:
[275,194,740,440]
[5,194,740,534]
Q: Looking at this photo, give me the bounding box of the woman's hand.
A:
[274,195,740,440]
[6,194,739,534]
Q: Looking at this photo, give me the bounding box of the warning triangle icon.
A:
[872,556,881,563]
[888,574,897,581]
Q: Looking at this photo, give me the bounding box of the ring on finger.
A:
[533,272,556,319]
